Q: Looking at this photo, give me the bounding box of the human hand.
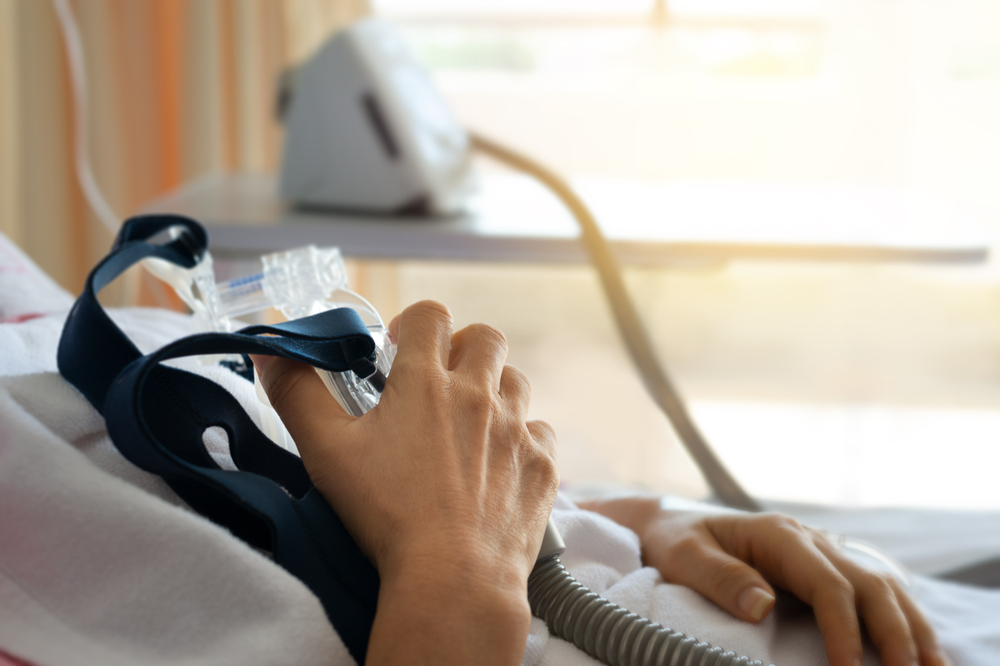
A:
[252,301,559,664]
[580,497,948,666]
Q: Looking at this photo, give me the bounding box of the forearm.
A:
[366,553,532,666]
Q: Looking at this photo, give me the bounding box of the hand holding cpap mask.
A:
[149,236,767,666]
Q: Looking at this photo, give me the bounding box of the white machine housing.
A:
[279,18,475,215]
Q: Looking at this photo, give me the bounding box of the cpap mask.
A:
[142,243,395,452]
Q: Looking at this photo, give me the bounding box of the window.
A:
[365,0,1000,509]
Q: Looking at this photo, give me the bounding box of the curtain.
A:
[0,0,369,298]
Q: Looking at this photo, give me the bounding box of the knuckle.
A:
[465,322,508,352]
[465,384,498,414]
[530,447,559,486]
[515,428,559,487]
[858,570,894,599]
[822,573,855,604]
[756,513,808,546]
[408,299,452,321]
[527,419,556,445]
[503,364,531,396]
[760,512,803,533]
[399,300,453,339]
[457,383,500,423]
[805,525,835,547]
[389,356,445,385]
[669,534,705,562]
[707,558,752,595]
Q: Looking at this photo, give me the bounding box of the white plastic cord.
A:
[52,0,120,234]
[53,0,180,309]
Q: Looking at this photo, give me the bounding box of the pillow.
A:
[0,231,74,321]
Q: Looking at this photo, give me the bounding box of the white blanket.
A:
[1,235,999,665]
[537,497,1000,665]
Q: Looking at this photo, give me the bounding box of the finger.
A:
[811,537,921,666]
[449,322,508,389]
[654,527,776,623]
[848,569,917,666]
[794,558,862,666]
[890,579,949,666]
[391,301,453,373]
[250,354,351,456]
[718,516,863,666]
[526,420,557,459]
[498,364,531,415]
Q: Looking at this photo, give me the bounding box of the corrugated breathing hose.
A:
[529,555,767,666]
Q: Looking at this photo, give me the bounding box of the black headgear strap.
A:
[57,215,380,664]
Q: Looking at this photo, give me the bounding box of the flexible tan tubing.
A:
[470,131,760,511]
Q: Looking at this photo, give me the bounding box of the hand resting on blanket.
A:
[579,497,948,666]
[253,300,946,666]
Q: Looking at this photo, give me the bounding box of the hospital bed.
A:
[2,227,1000,665]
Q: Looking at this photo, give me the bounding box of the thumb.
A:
[250,354,353,457]
[656,530,776,623]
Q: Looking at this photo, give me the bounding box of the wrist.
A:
[378,530,536,588]
[579,496,663,539]
[368,551,532,665]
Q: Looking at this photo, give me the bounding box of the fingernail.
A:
[852,657,862,666]
[737,586,774,621]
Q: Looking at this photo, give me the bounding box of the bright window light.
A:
[366,0,1000,509]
